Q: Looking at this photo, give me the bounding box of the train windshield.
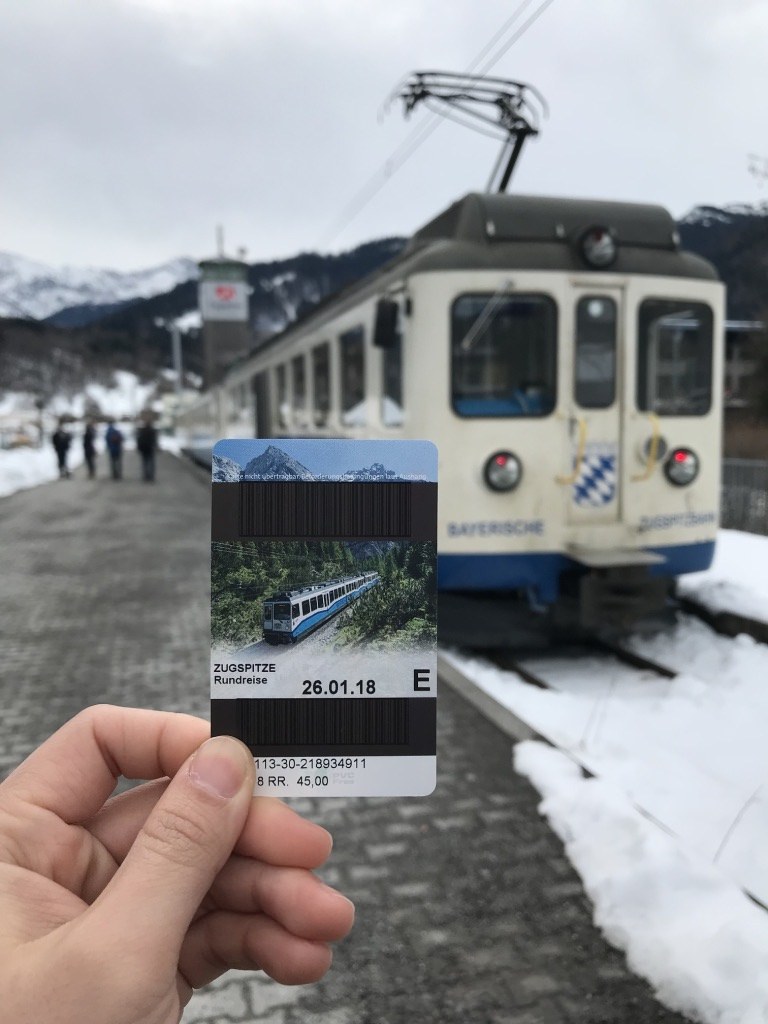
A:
[272,602,291,622]
[452,294,557,416]
[637,300,713,416]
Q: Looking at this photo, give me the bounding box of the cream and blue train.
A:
[178,191,724,640]
[263,572,380,644]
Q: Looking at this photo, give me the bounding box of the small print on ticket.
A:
[210,438,438,797]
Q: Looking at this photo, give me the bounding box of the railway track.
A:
[437,635,679,748]
[438,626,768,913]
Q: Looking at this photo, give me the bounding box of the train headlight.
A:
[484,451,522,492]
[579,226,617,268]
[664,447,699,486]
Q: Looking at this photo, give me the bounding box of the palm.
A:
[0,707,352,1024]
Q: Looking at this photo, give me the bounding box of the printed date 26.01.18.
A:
[301,678,376,695]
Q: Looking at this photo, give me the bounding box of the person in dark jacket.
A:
[52,420,72,479]
[136,417,158,482]
[83,420,97,479]
[105,422,124,480]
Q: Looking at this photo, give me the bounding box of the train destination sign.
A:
[210,438,438,797]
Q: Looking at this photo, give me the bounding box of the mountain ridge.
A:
[1,202,766,398]
[0,251,198,321]
[2,202,766,328]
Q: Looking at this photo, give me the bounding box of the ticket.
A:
[210,438,437,797]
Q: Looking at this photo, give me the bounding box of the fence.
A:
[721,459,768,535]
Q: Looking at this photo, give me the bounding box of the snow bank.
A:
[0,445,84,497]
[679,529,768,621]
[516,741,768,1024]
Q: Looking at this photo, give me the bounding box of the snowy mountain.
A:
[212,454,242,483]
[0,251,198,321]
[678,202,768,319]
[242,445,315,481]
[341,462,400,481]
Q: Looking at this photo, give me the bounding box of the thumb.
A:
[92,735,255,951]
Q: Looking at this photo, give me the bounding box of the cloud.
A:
[1,0,766,268]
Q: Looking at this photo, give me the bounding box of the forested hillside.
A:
[211,540,436,652]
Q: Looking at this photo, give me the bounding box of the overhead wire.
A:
[317,0,557,248]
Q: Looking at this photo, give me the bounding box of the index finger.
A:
[0,705,209,823]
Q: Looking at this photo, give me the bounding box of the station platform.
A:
[0,451,691,1024]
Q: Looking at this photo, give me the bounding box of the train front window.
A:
[263,605,272,624]
[452,294,557,417]
[637,300,713,416]
[575,296,617,408]
[273,602,291,622]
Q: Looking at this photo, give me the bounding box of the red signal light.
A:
[674,450,688,463]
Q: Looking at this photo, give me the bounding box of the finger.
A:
[235,798,333,869]
[208,858,354,941]
[179,911,333,989]
[87,785,333,870]
[89,735,254,953]
[0,705,209,824]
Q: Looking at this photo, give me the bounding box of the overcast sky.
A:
[2,0,767,271]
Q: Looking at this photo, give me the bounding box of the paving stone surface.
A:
[0,452,692,1023]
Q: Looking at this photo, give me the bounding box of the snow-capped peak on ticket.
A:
[211,439,438,797]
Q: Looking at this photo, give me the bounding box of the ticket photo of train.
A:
[262,570,380,645]
[211,538,437,654]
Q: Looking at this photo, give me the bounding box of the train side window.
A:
[452,294,557,417]
[292,355,307,421]
[637,300,713,416]
[302,599,310,615]
[310,597,318,612]
[381,313,404,426]
[575,296,617,408]
[276,364,289,428]
[340,326,366,425]
[292,604,299,617]
[312,343,331,427]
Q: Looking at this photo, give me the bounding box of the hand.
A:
[0,705,354,1024]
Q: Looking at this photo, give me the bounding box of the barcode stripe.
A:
[237,698,410,747]
[239,482,412,538]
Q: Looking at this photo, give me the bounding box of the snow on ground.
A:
[0,444,85,497]
[0,373,187,497]
[678,528,768,620]
[516,743,768,1024]
[442,529,768,1024]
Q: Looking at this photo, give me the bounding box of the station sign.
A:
[199,278,249,322]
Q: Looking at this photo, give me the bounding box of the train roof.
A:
[413,193,678,249]
[238,191,719,367]
[266,572,377,602]
[402,193,718,278]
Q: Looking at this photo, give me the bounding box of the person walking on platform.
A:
[105,421,124,480]
[136,416,158,482]
[83,420,97,479]
[52,420,72,479]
